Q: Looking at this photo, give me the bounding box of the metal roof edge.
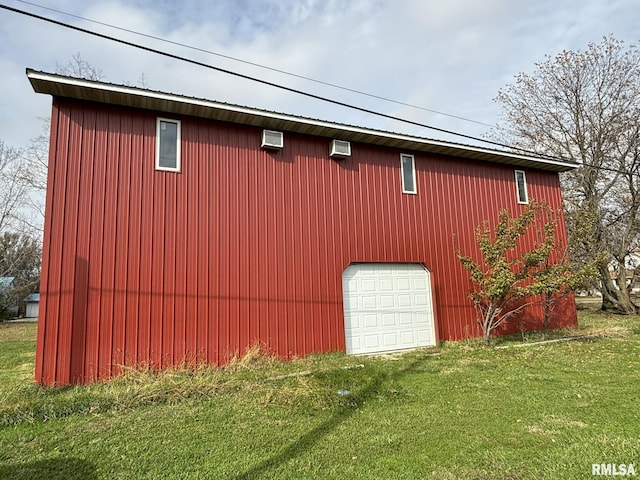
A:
[26,69,578,172]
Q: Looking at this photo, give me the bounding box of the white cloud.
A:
[1,0,639,148]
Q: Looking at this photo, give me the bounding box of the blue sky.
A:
[1,0,639,149]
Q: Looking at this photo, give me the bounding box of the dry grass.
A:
[1,313,639,479]
[0,342,366,426]
[225,343,280,371]
[0,321,37,341]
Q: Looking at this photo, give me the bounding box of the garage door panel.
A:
[414,294,428,306]
[364,295,379,308]
[400,331,416,344]
[412,277,428,288]
[381,313,396,326]
[397,294,412,307]
[383,333,398,346]
[416,329,431,343]
[363,314,378,328]
[345,297,358,310]
[345,335,360,352]
[380,295,395,308]
[364,335,382,349]
[398,312,413,325]
[343,263,436,355]
[361,279,376,291]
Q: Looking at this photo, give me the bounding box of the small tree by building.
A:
[456,202,590,344]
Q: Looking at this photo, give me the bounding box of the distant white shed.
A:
[23,293,39,319]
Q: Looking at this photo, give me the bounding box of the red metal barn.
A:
[28,69,578,385]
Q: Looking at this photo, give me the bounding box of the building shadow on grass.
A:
[233,355,424,480]
[0,457,97,480]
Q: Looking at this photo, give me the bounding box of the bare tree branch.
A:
[493,36,640,314]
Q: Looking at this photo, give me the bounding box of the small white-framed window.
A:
[401,154,417,194]
[156,118,181,172]
[515,169,528,204]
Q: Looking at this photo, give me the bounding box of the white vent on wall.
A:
[261,130,284,149]
[330,139,351,158]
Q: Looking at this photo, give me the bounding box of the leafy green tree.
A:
[456,202,590,344]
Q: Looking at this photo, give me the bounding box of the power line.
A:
[4,5,638,178]
[1,3,561,161]
[13,0,497,130]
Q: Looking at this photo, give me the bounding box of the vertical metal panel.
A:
[85,110,107,380]
[34,101,60,385]
[113,112,132,375]
[56,103,82,386]
[194,132,207,362]
[217,137,230,362]
[206,126,219,364]
[137,117,154,367]
[36,98,576,385]
[125,115,143,366]
[172,142,186,362]
[70,107,96,383]
[162,169,177,367]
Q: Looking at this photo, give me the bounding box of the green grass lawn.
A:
[1,313,639,479]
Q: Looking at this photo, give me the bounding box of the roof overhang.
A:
[27,69,578,172]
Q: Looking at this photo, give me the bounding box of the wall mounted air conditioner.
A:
[330,139,351,159]
[261,130,284,149]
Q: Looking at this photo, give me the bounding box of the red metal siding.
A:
[35,98,577,385]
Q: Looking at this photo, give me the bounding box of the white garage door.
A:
[342,263,436,355]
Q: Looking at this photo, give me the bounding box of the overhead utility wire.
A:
[9,7,637,178]
[14,0,497,130]
[18,7,640,178]
[1,3,560,161]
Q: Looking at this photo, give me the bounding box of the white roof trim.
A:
[26,69,578,172]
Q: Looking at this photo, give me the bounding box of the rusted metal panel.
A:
[36,98,576,385]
